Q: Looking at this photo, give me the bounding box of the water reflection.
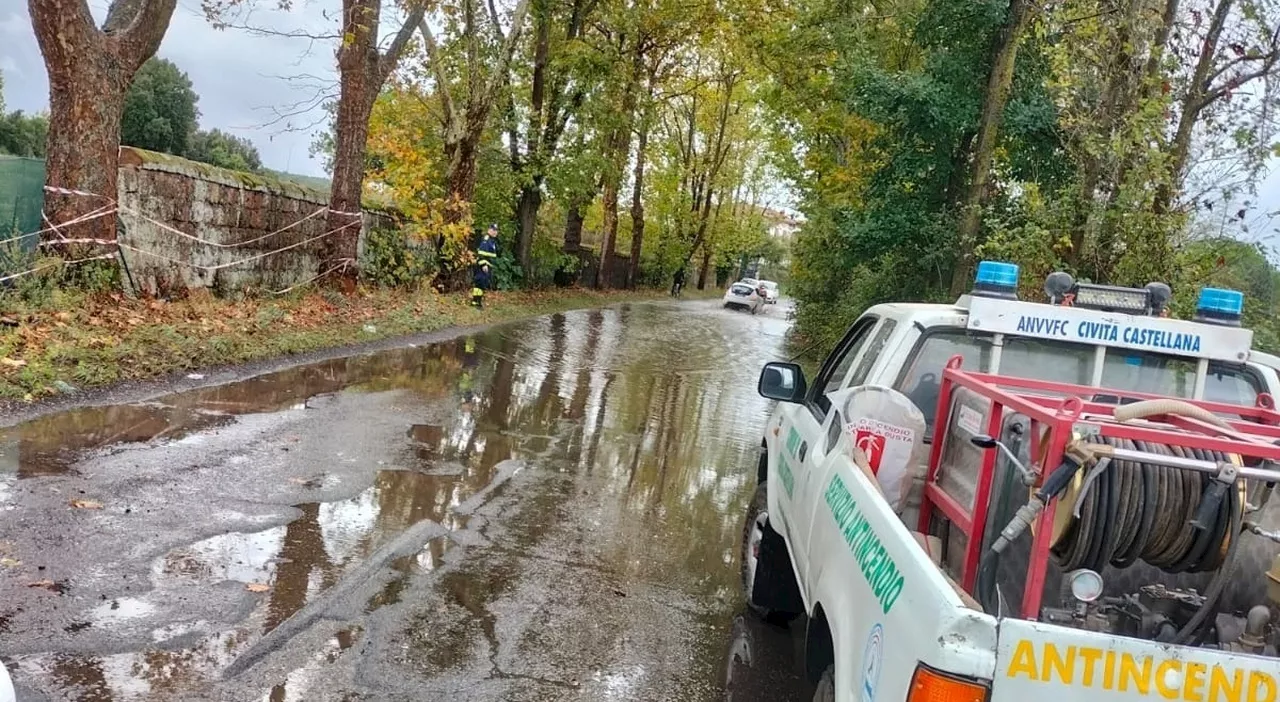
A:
[6,303,785,700]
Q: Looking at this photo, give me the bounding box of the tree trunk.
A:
[29,0,178,254]
[564,195,587,253]
[514,0,550,273]
[597,178,620,289]
[696,246,711,290]
[445,131,483,219]
[516,183,542,270]
[596,48,644,289]
[42,65,127,252]
[948,0,1033,297]
[1094,0,1180,277]
[323,0,378,287]
[628,123,649,289]
[322,0,422,287]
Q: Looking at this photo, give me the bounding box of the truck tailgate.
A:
[993,619,1280,702]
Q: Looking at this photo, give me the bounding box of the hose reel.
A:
[1049,436,1243,575]
[1048,400,1249,576]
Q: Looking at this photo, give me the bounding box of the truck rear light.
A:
[907,664,990,702]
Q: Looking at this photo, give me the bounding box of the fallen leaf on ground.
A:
[69,499,103,509]
[245,583,271,593]
[0,358,27,368]
[0,558,20,568]
[28,579,58,591]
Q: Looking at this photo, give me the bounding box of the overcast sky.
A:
[1,0,347,178]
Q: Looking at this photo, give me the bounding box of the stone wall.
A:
[115,147,395,297]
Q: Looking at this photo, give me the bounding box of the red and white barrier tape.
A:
[117,206,331,249]
[0,205,118,247]
[270,258,356,295]
[115,219,361,272]
[0,253,117,284]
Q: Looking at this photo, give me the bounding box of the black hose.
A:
[1175,484,1242,644]
[1052,436,1236,575]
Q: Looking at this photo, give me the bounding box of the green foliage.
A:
[117,59,264,174]
[0,110,48,158]
[122,58,200,157]
[488,250,522,290]
[528,228,580,286]
[359,227,436,287]
[188,128,263,172]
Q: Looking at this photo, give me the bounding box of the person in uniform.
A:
[458,336,479,409]
[473,223,499,308]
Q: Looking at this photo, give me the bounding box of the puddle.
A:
[90,597,157,625]
[260,626,363,702]
[151,469,483,637]
[4,304,791,699]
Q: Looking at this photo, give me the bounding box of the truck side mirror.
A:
[759,362,807,403]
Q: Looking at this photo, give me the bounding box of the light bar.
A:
[972,261,1019,300]
[1195,287,1244,326]
[1072,283,1150,314]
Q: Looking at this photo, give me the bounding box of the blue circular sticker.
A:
[861,623,884,702]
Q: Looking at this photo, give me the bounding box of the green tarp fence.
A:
[0,155,46,277]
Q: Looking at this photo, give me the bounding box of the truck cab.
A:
[743,262,1280,702]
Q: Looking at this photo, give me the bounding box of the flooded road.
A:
[0,298,811,701]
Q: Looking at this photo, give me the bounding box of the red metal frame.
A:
[918,355,1280,619]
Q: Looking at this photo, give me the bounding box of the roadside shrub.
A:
[526,232,579,287]
[360,227,436,288]
[1,240,117,310]
[489,250,522,290]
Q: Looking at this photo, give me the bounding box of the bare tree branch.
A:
[480,0,532,108]
[103,0,179,67]
[379,4,425,80]
[417,18,458,125]
[485,0,506,44]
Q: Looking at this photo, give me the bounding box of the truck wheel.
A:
[740,484,798,621]
[813,665,835,702]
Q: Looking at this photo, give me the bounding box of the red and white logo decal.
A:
[854,429,885,474]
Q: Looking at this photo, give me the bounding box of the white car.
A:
[0,659,13,702]
[723,281,764,314]
[759,280,780,304]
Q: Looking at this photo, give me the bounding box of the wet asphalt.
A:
[0,298,814,701]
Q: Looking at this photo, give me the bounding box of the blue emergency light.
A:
[1194,287,1244,326]
[972,260,1020,299]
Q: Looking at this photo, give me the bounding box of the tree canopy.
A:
[187,128,263,172]
[121,57,200,156]
[0,72,49,158]
[21,0,1280,331]
[118,57,264,173]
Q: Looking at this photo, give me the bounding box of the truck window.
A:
[847,319,898,387]
[1000,337,1094,386]
[1100,352,1196,398]
[1204,363,1263,406]
[811,316,879,417]
[895,330,992,427]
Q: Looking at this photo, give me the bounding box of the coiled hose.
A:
[1050,430,1244,643]
[1052,436,1239,575]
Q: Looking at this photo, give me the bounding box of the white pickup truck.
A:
[743,261,1280,702]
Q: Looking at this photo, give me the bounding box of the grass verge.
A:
[0,285,715,401]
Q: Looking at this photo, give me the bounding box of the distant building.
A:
[760,207,802,242]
